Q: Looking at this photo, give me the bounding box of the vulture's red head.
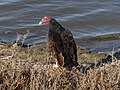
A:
[39,16,51,25]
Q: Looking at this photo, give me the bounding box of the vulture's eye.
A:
[44,18,47,20]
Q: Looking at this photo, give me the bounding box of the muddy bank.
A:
[76,33,120,52]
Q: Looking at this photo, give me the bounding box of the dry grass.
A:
[0,33,120,90]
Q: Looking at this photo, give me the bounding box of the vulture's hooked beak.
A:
[39,21,43,25]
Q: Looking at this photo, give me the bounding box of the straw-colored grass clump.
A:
[0,33,120,90]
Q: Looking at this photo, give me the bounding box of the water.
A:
[0,0,120,52]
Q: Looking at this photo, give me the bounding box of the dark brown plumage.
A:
[39,16,79,67]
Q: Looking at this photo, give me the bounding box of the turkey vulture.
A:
[39,16,79,67]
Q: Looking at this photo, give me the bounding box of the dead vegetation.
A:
[0,33,120,90]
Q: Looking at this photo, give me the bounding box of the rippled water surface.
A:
[0,0,120,51]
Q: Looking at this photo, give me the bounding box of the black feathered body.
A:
[47,18,79,67]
